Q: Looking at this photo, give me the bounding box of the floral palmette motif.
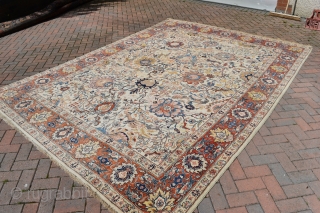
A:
[150,99,184,117]
[144,188,175,213]
[183,154,207,173]
[53,126,74,140]
[91,77,113,88]
[231,108,252,120]
[62,66,76,73]
[182,72,206,85]
[75,141,101,158]
[135,56,156,67]
[94,102,115,115]
[248,91,267,101]
[2,90,17,98]
[271,65,287,73]
[36,78,50,85]
[29,111,52,123]
[210,128,233,143]
[111,163,137,185]
[15,100,33,109]
[167,41,184,48]
[261,77,277,85]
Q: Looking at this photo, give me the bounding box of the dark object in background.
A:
[0,0,55,22]
[0,0,92,38]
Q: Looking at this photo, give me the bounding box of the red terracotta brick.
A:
[274,153,297,172]
[0,144,20,153]
[298,110,315,123]
[235,177,265,192]
[243,165,272,178]
[245,142,260,156]
[285,133,306,150]
[0,130,16,145]
[306,130,320,139]
[28,150,48,160]
[301,98,319,111]
[11,136,30,144]
[313,115,320,122]
[269,126,292,135]
[237,150,254,167]
[292,87,310,93]
[303,195,320,212]
[226,191,258,208]
[255,189,280,213]
[262,176,286,201]
[301,138,320,149]
[310,122,320,130]
[288,126,310,141]
[22,202,39,213]
[229,159,246,180]
[252,132,266,146]
[85,198,101,213]
[294,117,312,131]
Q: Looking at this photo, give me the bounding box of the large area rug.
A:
[0,19,312,212]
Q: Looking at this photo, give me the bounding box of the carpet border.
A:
[0,18,313,213]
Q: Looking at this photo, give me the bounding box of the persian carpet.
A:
[0,19,312,213]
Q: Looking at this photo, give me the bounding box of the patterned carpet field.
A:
[0,19,311,213]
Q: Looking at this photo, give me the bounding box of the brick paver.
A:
[0,0,320,212]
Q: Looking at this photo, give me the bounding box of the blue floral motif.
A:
[150,99,184,118]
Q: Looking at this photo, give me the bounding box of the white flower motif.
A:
[75,141,101,158]
[30,111,52,123]
[2,90,17,99]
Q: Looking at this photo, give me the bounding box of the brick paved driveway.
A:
[0,0,320,212]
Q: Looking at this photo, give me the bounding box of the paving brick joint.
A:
[0,0,320,212]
